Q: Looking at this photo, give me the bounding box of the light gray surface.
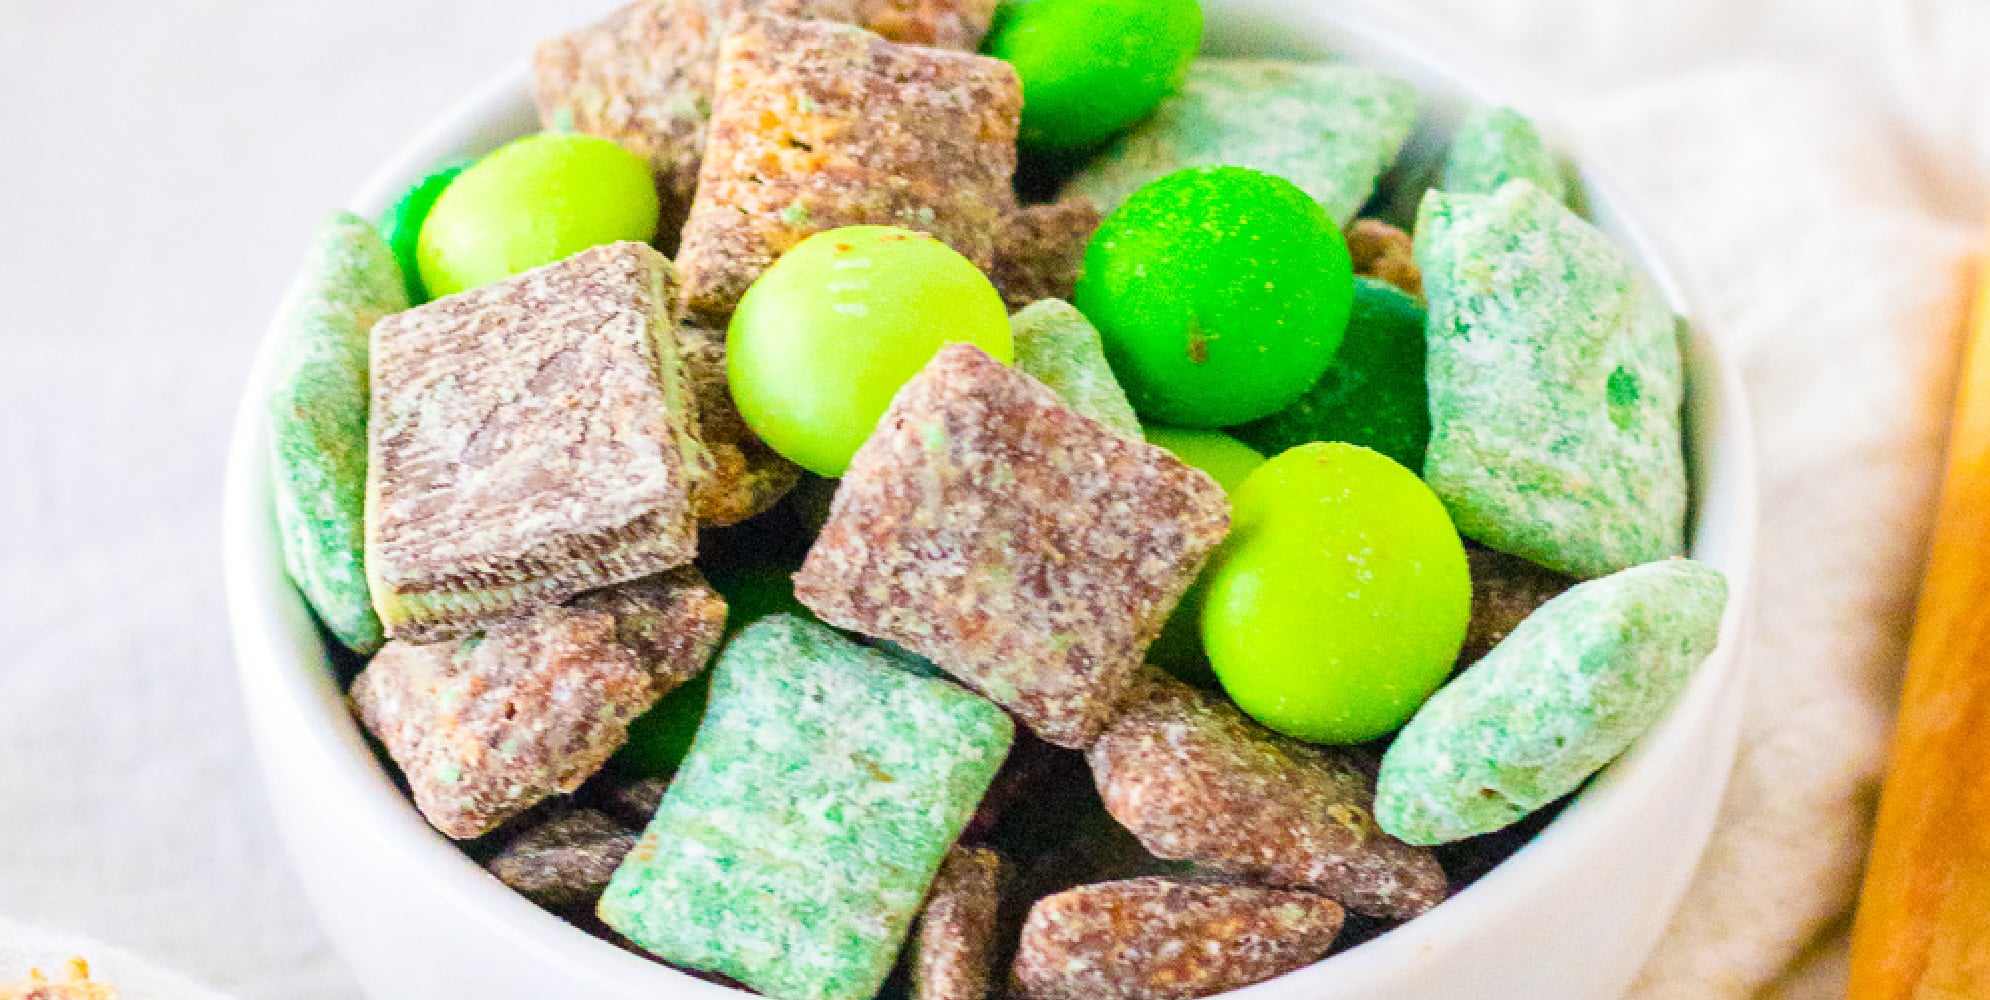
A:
[0,4,614,996]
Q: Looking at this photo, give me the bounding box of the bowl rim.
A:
[223,2,1760,995]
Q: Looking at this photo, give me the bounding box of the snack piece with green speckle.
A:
[1063,59,1418,224]
[597,615,1014,1000]
[1418,180,1688,579]
[365,242,710,642]
[1009,300,1142,442]
[1443,106,1567,203]
[1089,676,1447,918]
[1010,877,1346,1000]
[267,212,408,656]
[1230,276,1431,470]
[487,807,639,912]
[793,345,1230,749]
[989,199,1101,311]
[910,846,1005,1000]
[350,606,659,840]
[675,16,1021,320]
[1376,559,1728,845]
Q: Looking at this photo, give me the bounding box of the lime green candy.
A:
[1143,426,1264,686]
[984,0,1202,152]
[1076,166,1353,428]
[728,226,1012,477]
[378,161,466,304]
[417,133,659,298]
[1203,442,1470,744]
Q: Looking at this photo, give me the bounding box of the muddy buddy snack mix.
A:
[1378,560,1728,845]
[674,16,1021,320]
[1009,299,1143,442]
[365,242,708,641]
[488,807,640,911]
[1010,877,1345,1000]
[1065,59,1417,224]
[1418,180,1688,579]
[1090,676,1446,917]
[795,345,1229,748]
[598,616,1012,1000]
[675,323,802,525]
[273,1,1740,989]
[910,846,1006,1000]
[268,213,408,654]
[988,199,1102,311]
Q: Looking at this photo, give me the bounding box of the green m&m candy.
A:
[417,133,659,298]
[378,161,466,304]
[983,0,1202,151]
[1076,166,1353,428]
[1202,442,1470,744]
[1142,426,1265,686]
[728,226,1012,477]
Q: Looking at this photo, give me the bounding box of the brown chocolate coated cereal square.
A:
[488,807,640,911]
[1088,676,1447,918]
[366,242,708,642]
[1010,877,1345,1000]
[675,16,1021,320]
[910,846,1006,1000]
[676,324,802,525]
[352,607,659,840]
[1460,542,1575,665]
[794,345,1229,749]
[570,566,729,693]
[989,199,1102,311]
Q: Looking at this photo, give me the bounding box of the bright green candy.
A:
[1010,299,1142,441]
[267,212,409,655]
[1230,276,1431,470]
[984,0,1202,152]
[1065,59,1419,223]
[729,226,1012,477]
[378,161,465,304]
[614,559,815,778]
[1143,426,1263,686]
[1418,180,1687,579]
[1144,426,1264,492]
[1203,442,1470,744]
[1076,166,1353,428]
[599,615,1012,1000]
[1443,106,1567,204]
[416,133,659,298]
[1376,560,1728,845]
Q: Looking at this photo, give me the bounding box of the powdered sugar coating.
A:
[675,16,1021,321]
[1011,877,1344,1000]
[569,566,729,693]
[1088,677,1447,918]
[351,607,658,840]
[910,846,1005,1000]
[1009,299,1142,443]
[488,807,640,911]
[794,345,1230,748]
[365,242,707,642]
[1460,543,1575,666]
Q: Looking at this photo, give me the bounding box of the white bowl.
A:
[224,3,1758,997]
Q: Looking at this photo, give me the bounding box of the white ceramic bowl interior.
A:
[224,3,1758,998]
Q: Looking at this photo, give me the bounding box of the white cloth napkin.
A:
[0,2,1982,999]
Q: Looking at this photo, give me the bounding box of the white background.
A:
[1,2,1985,999]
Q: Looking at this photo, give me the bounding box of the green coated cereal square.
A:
[1417,180,1687,579]
[1064,59,1417,224]
[598,615,1013,1000]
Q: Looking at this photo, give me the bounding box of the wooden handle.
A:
[1847,235,1990,1000]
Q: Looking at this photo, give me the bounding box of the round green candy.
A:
[1230,276,1432,470]
[417,133,659,298]
[1144,425,1265,492]
[1143,426,1264,686]
[1076,166,1354,428]
[1202,442,1470,744]
[728,226,1012,477]
[378,161,467,304]
[984,0,1202,151]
